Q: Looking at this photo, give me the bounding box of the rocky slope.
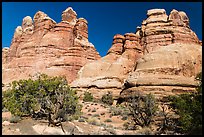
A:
[2,7,100,85]
[71,8,201,99]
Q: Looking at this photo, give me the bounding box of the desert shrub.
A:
[2,108,9,112]
[123,121,136,130]
[92,114,100,117]
[87,117,99,125]
[121,115,128,121]
[2,117,9,122]
[83,91,93,102]
[105,127,116,135]
[100,123,106,127]
[78,118,85,122]
[109,105,130,117]
[109,106,122,116]
[127,93,158,128]
[106,124,114,128]
[9,115,21,123]
[104,119,112,122]
[101,92,114,105]
[168,72,202,135]
[156,104,178,135]
[3,74,82,128]
[91,108,97,112]
[80,116,88,120]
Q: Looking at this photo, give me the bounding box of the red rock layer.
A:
[71,8,201,99]
[71,33,143,99]
[140,9,200,54]
[2,7,101,85]
[120,9,202,99]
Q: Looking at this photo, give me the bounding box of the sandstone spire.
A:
[2,7,101,86]
[74,18,88,41]
[22,16,34,34]
[71,8,201,100]
[12,26,22,43]
[140,8,199,54]
[62,7,77,25]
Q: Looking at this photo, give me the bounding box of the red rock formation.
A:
[120,43,202,99]
[71,8,201,99]
[140,9,199,54]
[71,33,143,99]
[120,9,202,99]
[2,47,10,65]
[2,7,101,85]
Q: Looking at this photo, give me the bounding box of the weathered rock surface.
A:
[71,8,201,99]
[2,47,10,65]
[71,33,143,99]
[140,9,200,54]
[120,43,202,99]
[2,7,101,85]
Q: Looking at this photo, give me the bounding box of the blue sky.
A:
[2,2,202,57]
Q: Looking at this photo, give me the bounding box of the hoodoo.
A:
[71,9,201,99]
[2,7,101,86]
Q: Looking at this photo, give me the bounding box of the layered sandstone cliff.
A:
[2,7,101,85]
[120,9,202,99]
[71,8,201,99]
[140,9,199,53]
[71,33,143,98]
[120,43,202,100]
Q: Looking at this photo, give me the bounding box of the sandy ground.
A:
[2,101,139,135]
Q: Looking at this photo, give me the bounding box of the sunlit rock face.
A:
[71,8,201,99]
[2,7,101,86]
[120,43,202,99]
[71,33,143,99]
[119,9,201,100]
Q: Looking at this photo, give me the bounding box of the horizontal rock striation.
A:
[2,7,101,85]
[71,33,143,99]
[120,43,202,99]
[140,9,200,54]
[71,8,201,99]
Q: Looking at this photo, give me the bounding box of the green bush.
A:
[9,115,21,123]
[109,106,122,116]
[121,115,128,121]
[123,122,135,130]
[3,74,82,126]
[101,92,114,105]
[87,117,99,125]
[168,72,202,135]
[83,91,93,102]
[104,119,112,122]
[78,118,85,122]
[127,93,158,127]
[91,108,97,112]
[92,114,100,117]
